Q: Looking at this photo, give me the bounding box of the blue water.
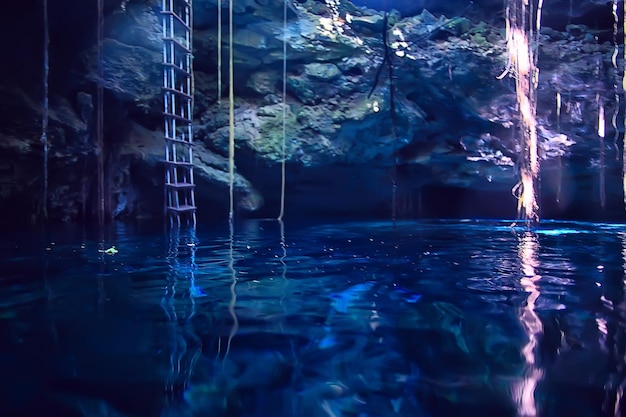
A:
[0,219,625,417]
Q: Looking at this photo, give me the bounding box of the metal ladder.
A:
[161,0,196,226]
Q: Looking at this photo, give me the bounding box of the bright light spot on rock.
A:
[372,101,380,112]
[319,17,334,32]
[391,41,408,50]
[597,103,605,138]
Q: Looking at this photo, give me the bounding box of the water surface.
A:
[0,219,624,417]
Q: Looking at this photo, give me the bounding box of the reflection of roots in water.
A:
[515,231,544,417]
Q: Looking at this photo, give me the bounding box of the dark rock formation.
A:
[0,0,622,224]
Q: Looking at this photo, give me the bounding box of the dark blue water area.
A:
[1,219,625,417]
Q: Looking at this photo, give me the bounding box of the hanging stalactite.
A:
[41,0,50,221]
[501,0,544,226]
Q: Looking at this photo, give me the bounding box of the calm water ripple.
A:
[0,219,625,417]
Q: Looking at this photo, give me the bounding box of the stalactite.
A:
[277,0,287,221]
[503,0,543,226]
[41,0,50,221]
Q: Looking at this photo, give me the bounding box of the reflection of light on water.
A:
[596,317,608,336]
[535,228,579,236]
[620,232,626,276]
[614,231,626,415]
[514,231,544,417]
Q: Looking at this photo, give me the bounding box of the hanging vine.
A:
[228,0,235,223]
[367,11,398,222]
[278,0,288,221]
[226,0,238,359]
[502,0,544,226]
[97,0,105,229]
[217,0,222,104]
[41,0,50,221]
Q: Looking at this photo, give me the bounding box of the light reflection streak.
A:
[514,231,544,417]
[612,231,626,416]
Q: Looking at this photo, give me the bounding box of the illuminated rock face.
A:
[0,0,621,222]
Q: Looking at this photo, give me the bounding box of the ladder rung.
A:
[164,135,193,144]
[162,87,192,99]
[166,182,196,188]
[167,205,196,213]
[161,11,191,32]
[164,160,194,167]
[163,112,192,123]
[162,63,191,77]
[162,37,192,53]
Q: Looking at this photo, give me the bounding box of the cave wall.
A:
[0,0,623,224]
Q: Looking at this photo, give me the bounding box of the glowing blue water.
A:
[0,219,624,417]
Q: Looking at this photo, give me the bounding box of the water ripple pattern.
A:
[0,219,624,417]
